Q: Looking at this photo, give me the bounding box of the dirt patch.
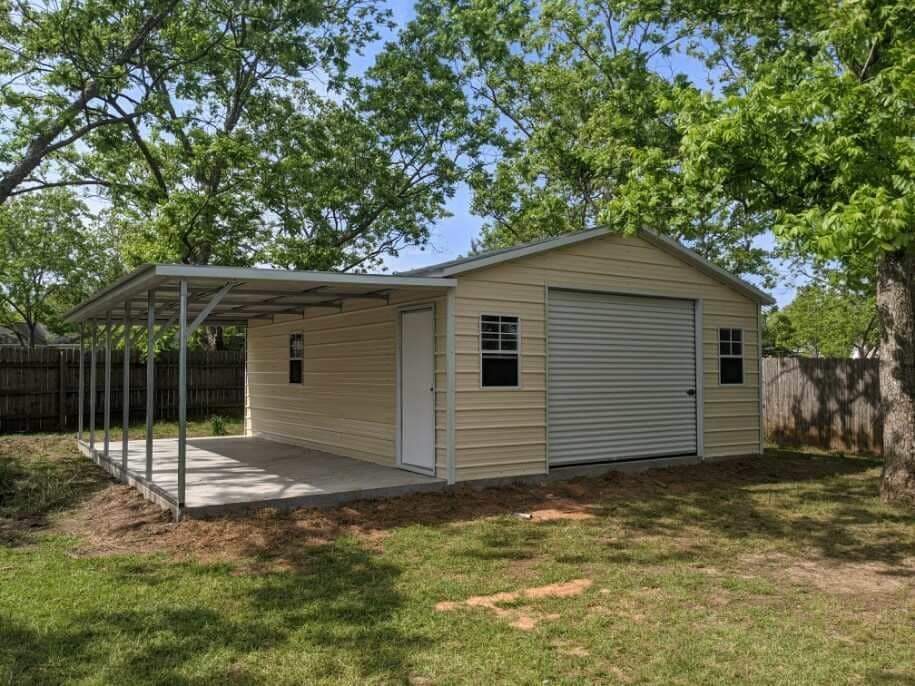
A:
[56,484,394,568]
[45,449,897,576]
[0,516,43,547]
[745,552,915,596]
[527,501,596,521]
[54,472,620,568]
[435,578,592,630]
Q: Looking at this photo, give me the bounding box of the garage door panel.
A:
[548,289,698,466]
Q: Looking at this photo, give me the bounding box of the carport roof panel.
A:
[64,264,456,324]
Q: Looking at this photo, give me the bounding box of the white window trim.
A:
[718,327,744,386]
[289,331,304,385]
[479,313,521,390]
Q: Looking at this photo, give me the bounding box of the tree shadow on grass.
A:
[588,450,915,569]
[0,441,109,547]
[1,542,426,685]
[382,448,911,573]
[461,523,550,562]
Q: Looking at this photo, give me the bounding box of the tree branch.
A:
[0,0,181,203]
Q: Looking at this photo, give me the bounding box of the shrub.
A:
[209,415,228,436]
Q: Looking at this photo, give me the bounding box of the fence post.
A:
[78,324,84,442]
[58,351,66,431]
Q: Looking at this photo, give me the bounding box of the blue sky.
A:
[358,1,797,306]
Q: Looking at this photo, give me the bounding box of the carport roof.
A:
[64,264,456,325]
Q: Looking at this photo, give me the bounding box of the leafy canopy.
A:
[1,0,473,272]
[764,284,879,359]
[675,0,915,281]
[0,190,114,346]
[392,0,776,283]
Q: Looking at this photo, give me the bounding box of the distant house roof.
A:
[402,227,775,305]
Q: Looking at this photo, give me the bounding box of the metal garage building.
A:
[67,228,774,517]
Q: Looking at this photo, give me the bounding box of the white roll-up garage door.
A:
[547,289,698,466]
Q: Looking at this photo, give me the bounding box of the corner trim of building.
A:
[445,288,457,485]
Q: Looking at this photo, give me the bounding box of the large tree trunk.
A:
[877,247,915,505]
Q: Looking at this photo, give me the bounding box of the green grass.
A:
[0,418,243,525]
[1,435,913,685]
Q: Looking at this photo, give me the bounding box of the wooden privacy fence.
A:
[763,357,882,455]
[0,348,244,434]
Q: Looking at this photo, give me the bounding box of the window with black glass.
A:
[289,333,304,384]
[480,315,519,387]
[719,328,743,385]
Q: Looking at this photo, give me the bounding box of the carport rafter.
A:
[186,282,236,338]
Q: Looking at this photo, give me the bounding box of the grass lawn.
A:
[1,429,913,685]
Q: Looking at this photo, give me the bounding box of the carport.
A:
[64,264,455,518]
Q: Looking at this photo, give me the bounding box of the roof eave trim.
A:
[152,264,456,288]
[63,265,161,324]
[64,264,457,324]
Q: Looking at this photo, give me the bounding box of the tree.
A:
[0,0,182,203]
[1,0,397,261]
[669,1,915,502]
[251,40,478,273]
[395,0,776,284]
[761,307,797,358]
[764,284,879,359]
[2,0,473,276]
[0,191,114,347]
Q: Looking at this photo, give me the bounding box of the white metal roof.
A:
[64,264,456,325]
[403,228,775,305]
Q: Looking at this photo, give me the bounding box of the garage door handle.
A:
[686,389,696,396]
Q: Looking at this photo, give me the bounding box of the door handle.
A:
[686,389,696,396]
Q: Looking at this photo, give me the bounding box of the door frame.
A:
[544,284,704,470]
[395,303,437,476]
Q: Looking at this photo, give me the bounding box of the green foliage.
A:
[0,190,116,344]
[764,284,879,358]
[674,0,915,281]
[1,0,469,274]
[209,415,228,436]
[393,0,776,283]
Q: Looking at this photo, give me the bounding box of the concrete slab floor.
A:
[101,436,444,512]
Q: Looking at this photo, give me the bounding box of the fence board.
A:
[0,348,244,433]
[763,357,882,455]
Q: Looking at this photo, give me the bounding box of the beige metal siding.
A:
[246,290,448,475]
[452,233,761,481]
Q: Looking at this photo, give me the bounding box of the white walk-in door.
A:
[548,289,698,466]
[400,307,436,472]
